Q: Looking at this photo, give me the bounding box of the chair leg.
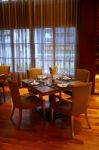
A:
[10,106,15,120]
[71,115,75,138]
[2,86,5,102]
[18,109,22,129]
[41,97,46,120]
[85,111,91,129]
[51,108,54,123]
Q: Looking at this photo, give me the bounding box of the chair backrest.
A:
[27,68,42,79]
[8,80,20,105]
[0,74,6,84]
[76,69,90,82]
[49,66,57,75]
[71,82,92,116]
[0,65,10,75]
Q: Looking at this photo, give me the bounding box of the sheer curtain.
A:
[0,0,79,84]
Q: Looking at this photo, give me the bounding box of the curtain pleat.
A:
[0,0,78,28]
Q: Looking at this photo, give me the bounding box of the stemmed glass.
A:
[61,71,65,84]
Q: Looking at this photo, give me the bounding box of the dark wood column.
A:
[78,0,98,93]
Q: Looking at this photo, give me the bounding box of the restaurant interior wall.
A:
[78,0,98,93]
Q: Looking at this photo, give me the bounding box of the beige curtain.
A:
[0,0,79,28]
[0,0,79,85]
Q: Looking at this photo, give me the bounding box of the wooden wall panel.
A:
[79,0,98,93]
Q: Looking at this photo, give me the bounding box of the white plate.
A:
[63,76,71,80]
[37,75,47,79]
[53,75,60,79]
[57,83,69,87]
[30,82,39,85]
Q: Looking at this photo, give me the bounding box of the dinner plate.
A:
[37,75,47,79]
[63,76,71,80]
[30,82,39,85]
[57,83,69,87]
[53,75,60,80]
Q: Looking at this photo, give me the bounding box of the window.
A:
[13,29,31,72]
[0,29,31,72]
[0,30,12,69]
[0,27,77,76]
[34,28,53,74]
[34,27,76,75]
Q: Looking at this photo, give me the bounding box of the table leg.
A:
[49,94,55,107]
[39,95,46,120]
[0,95,1,103]
[0,89,2,104]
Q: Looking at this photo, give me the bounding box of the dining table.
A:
[22,75,85,120]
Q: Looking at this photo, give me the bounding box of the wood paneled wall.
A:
[79,0,98,93]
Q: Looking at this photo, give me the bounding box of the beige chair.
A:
[0,65,10,102]
[51,82,92,138]
[50,66,57,75]
[65,69,90,96]
[49,66,58,84]
[26,68,42,95]
[27,68,42,79]
[76,69,90,82]
[8,80,42,128]
[0,65,10,75]
[0,74,6,102]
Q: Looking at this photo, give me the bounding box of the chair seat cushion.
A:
[17,95,42,109]
[52,100,72,114]
[64,89,72,96]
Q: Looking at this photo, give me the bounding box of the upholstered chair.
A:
[49,66,57,75]
[65,69,90,96]
[8,80,42,129]
[76,69,90,82]
[27,68,42,79]
[26,68,42,95]
[51,82,92,138]
[0,65,10,102]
